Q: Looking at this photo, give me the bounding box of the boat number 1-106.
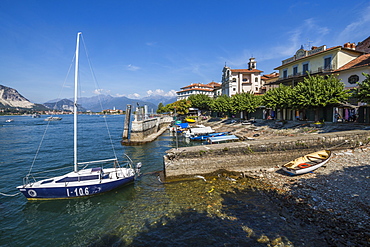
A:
[66,187,89,197]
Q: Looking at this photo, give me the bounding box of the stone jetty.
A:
[163,119,370,178]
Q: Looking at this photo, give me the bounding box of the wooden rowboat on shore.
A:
[282,150,332,175]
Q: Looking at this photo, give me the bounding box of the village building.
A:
[261,72,279,91]
[221,58,264,97]
[176,81,221,101]
[271,36,370,122]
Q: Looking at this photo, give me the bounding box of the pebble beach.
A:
[201,119,370,245]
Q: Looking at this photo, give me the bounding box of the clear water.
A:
[0,115,325,246]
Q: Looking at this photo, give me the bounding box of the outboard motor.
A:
[135,162,142,176]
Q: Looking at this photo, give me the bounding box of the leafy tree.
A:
[262,84,293,109]
[209,95,232,116]
[292,74,350,120]
[230,92,261,116]
[156,102,165,113]
[188,94,212,111]
[166,100,192,115]
[354,73,370,103]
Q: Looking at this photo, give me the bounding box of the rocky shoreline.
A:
[201,119,370,245]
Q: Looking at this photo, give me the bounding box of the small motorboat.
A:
[190,132,229,141]
[5,119,14,123]
[185,118,196,123]
[207,134,239,144]
[44,116,62,121]
[282,150,331,175]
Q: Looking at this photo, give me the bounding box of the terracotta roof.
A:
[230,69,263,73]
[261,73,279,80]
[177,88,214,93]
[335,54,370,72]
[207,81,221,87]
[181,83,213,90]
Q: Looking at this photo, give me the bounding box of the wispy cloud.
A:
[336,4,370,43]
[146,42,157,46]
[126,64,140,71]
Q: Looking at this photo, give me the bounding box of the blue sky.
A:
[1,0,370,103]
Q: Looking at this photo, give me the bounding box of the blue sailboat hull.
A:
[18,176,134,200]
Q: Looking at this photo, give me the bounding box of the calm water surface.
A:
[0,115,321,246]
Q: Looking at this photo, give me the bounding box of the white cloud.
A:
[128,93,141,99]
[115,93,126,97]
[93,88,111,95]
[127,64,140,71]
[146,89,177,97]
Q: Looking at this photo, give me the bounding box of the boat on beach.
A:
[207,134,239,144]
[190,132,229,141]
[17,32,142,200]
[185,118,196,123]
[282,150,332,175]
[183,126,214,138]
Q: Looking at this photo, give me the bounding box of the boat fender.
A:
[298,163,311,169]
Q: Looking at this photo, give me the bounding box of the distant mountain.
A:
[141,95,177,106]
[76,95,157,112]
[0,84,177,113]
[0,85,35,108]
[44,98,86,112]
[0,84,48,111]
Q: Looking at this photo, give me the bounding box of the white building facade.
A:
[176,82,221,101]
[221,58,264,97]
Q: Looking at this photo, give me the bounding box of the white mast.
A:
[74,32,81,173]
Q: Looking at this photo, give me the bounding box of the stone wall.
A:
[163,130,370,178]
[122,116,172,145]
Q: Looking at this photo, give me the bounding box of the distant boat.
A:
[32,113,41,118]
[17,32,142,200]
[5,119,14,123]
[282,150,332,175]
[44,116,62,121]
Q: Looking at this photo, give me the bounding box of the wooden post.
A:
[122,104,132,140]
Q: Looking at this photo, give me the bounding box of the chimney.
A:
[344,42,351,48]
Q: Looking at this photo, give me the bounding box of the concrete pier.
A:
[122,116,172,145]
[163,129,370,178]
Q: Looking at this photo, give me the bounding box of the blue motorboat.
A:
[190,132,229,141]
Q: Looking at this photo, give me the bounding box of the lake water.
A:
[0,115,324,246]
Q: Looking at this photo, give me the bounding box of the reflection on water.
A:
[1,115,325,246]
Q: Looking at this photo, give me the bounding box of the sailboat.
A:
[17,32,142,200]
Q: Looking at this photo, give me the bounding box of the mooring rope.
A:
[0,192,21,197]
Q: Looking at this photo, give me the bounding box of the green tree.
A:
[230,92,261,117]
[156,102,165,113]
[209,95,232,117]
[292,74,350,121]
[354,73,370,103]
[188,94,212,111]
[166,100,192,115]
[262,84,293,109]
